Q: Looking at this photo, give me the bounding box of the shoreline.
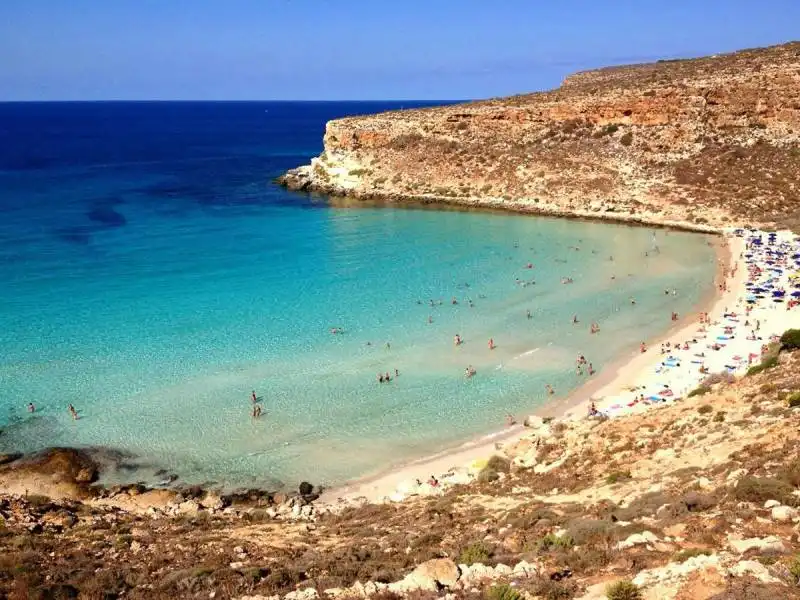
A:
[279,173,730,235]
[319,234,738,504]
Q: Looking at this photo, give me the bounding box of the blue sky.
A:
[1,0,798,101]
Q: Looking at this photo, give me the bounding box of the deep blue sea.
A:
[0,102,716,490]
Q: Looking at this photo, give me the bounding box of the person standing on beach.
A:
[488,338,495,350]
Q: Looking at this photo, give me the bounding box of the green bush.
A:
[673,548,711,562]
[787,392,800,408]
[536,533,575,552]
[697,404,713,415]
[688,386,710,398]
[780,329,800,350]
[606,470,632,485]
[477,468,499,483]
[734,476,795,505]
[747,353,779,376]
[789,554,800,584]
[459,541,492,565]
[486,583,521,600]
[486,455,511,473]
[565,518,614,546]
[606,580,643,600]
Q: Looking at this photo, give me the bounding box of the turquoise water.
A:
[0,102,717,490]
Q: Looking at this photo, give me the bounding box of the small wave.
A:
[513,348,540,360]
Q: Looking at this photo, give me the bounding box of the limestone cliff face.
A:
[280,42,800,230]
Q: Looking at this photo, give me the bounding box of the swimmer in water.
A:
[68,404,78,420]
[454,334,462,346]
[527,309,532,319]
[545,384,555,396]
[572,314,579,324]
[27,402,35,413]
[251,390,257,403]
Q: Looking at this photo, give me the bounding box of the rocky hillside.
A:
[3,346,800,599]
[279,42,800,231]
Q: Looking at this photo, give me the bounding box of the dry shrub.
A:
[613,492,674,521]
[564,518,614,546]
[734,477,796,506]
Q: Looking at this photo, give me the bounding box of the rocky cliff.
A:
[279,42,800,231]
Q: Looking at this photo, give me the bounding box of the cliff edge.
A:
[279,42,800,231]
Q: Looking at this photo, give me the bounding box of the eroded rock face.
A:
[280,42,800,231]
[0,448,99,499]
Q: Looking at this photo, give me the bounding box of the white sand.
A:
[320,229,800,506]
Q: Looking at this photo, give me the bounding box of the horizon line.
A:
[0,99,470,104]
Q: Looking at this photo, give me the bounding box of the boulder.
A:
[299,481,314,496]
[177,499,200,515]
[284,589,318,600]
[199,492,225,510]
[0,447,101,499]
[524,415,544,429]
[763,499,781,509]
[0,453,22,466]
[729,535,787,554]
[395,558,460,591]
[771,505,798,522]
[616,530,658,550]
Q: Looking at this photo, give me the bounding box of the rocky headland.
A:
[279,42,800,232]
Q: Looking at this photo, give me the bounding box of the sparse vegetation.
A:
[606,580,642,600]
[459,541,492,565]
[787,391,800,408]
[734,476,795,505]
[673,548,711,562]
[536,533,574,552]
[606,470,632,485]
[697,404,713,415]
[688,386,710,397]
[486,583,521,600]
[780,329,800,350]
[789,554,800,584]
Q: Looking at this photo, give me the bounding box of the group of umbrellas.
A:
[739,229,800,304]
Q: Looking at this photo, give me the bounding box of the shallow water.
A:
[0,102,717,490]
